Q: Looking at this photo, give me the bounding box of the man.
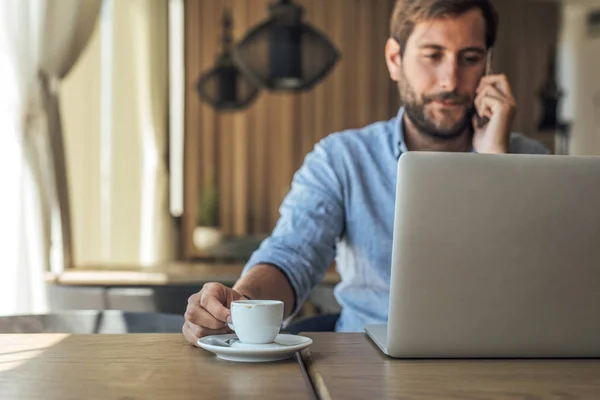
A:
[183,0,548,344]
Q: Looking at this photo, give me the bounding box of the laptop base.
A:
[364,324,389,356]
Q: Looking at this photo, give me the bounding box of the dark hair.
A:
[390,0,499,55]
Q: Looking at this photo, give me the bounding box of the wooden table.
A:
[45,262,340,286]
[44,262,340,319]
[300,333,600,400]
[0,334,314,400]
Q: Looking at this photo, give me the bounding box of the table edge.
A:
[299,347,332,400]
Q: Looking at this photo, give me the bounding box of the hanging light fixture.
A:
[196,10,260,111]
[231,0,340,92]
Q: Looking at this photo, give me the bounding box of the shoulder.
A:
[318,120,392,155]
[508,132,550,155]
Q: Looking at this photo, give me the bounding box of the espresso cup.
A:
[227,300,284,344]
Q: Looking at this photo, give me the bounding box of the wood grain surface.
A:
[0,334,313,400]
[301,333,600,400]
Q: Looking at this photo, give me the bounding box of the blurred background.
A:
[0,0,598,320]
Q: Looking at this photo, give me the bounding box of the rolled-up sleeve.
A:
[242,135,345,315]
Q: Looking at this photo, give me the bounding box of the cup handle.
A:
[227,321,235,331]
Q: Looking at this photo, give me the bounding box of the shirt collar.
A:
[391,107,408,159]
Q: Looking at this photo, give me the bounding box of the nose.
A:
[438,58,459,92]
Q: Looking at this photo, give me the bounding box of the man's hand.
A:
[182,264,296,346]
[182,283,246,346]
[472,74,516,154]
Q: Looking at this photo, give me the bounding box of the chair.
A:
[285,313,340,334]
[0,310,184,334]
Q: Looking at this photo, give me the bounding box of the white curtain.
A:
[57,0,175,267]
[0,0,101,315]
[100,0,174,265]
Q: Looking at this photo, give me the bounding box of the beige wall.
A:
[558,1,600,155]
[61,0,174,267]
[61,19,102,266]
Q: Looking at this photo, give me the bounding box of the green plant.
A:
[197,181,218,227]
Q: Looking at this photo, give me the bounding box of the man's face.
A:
[391,9,488,139]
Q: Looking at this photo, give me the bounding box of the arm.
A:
[233,264,296,318]
[183,136,345,344]
[238,135,345,319]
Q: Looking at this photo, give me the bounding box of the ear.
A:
[385,37,402,82]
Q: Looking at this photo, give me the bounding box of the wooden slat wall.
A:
[490,0,559,152]
[183,0,397,258]
[183,0,559,259]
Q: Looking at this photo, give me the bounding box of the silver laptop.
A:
[365,151,600,358]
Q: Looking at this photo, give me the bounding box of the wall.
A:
[183,0,399,259]
[558,1,600,155]
[61,0,175,267]
[491,0,560,152]
[61,19,102,265]
[183,0,561,259]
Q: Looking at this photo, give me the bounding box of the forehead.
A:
[407,8,486,51]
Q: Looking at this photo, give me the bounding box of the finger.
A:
[477,93,507,120]
[474,91,492,119]
[477,78,505,96]
[185,302,228,330]
[201,293,233,324]
[182,321,201,346]
[479,86,511,106]
[480,84,514,105]
[476,80,500,101]
[476,108,493,121]
[187,291,201,306]
[187,283,233,323]
[185,320,230,338]
[477,74,513,98]
[475,85,512,117]
[478,74,508,87]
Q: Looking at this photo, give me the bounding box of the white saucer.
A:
[197,333,313,363]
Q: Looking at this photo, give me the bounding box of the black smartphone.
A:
[475,49,493,128]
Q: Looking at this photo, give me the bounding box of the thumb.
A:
[201,284,246,323]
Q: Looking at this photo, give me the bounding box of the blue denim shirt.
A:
[242,107,549,332]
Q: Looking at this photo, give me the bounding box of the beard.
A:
[398,70,476,141]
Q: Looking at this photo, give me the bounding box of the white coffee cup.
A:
[227,300,284,344]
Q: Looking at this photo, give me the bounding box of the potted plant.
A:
[193,180,223,252]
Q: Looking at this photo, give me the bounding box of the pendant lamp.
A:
[196,10,260,111]
[231,0,340,92]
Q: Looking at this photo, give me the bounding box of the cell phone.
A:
[475,48,493,128]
